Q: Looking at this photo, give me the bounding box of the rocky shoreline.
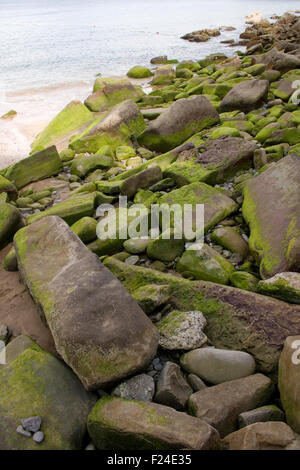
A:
[0,11,300,451]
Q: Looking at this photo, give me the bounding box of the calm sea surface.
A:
[0,0,299,92]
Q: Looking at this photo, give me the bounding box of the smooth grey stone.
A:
[22,416,41,433]
[16,425,31,438]
[238,405,285,429]
[187,373,207,392]
[33,431,44,443]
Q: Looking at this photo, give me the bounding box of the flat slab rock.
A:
[87,396,220,450]
[14,216,159,390]
[242,155,300,279]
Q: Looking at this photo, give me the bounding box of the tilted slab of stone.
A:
[188,374,273,437]
[0,348,95,450]
[87,396,220,450]
[85,77,143,112]
[14,216,159,390]
[242,155,300,279]
[70,100,146,154]
[103,257,300,374]
[3,146,63,189]
[258,272,300,304]
[138,96,219,152]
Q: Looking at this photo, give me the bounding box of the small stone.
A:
[112,374,155,402]
[187,373,207,392]
[155,362,193,411]
[125,255,139,265]
[16,425,31,437]
[85,442,96,450]
[33,431,44,443]
[0,323,9,344]
[238,405,285,428]
[22,416,42,433]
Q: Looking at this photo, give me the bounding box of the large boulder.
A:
[220,79,269,112]
[103,257,300,374]
[0,203,23,250]
[258,272,300,304]
[242,155,300,278]
[138,96,219,152]
[164,136,256,186]
[188,374,274,437]
[254,48,300,73]
[3,146,63,190]
[14,216,159,390]
[70,100,146,154]
[84,78,143,112]
[31,101,95,153]
[278,336,300,433]
[0,348,95,450]
[87,396,220,450]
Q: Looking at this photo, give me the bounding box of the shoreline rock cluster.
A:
[0,10,300,451]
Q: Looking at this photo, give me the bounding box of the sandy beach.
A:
[0,81,92,169]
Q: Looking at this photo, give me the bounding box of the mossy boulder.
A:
[120,166,162,198]
[258,272,300,304]
[131,284,171,314]
[211,227,249,259]
[0,175,17,200]
[210,126,241,139]
[158,182,238,235]
[103,257,300,374]
[14,216,159,390]
[26,193,96,226]
[3,146,63,190]
[0,203,23,250]
[70,100,146,154]
[220,79,269,112]
[138,96,219,152]
[242,155,300,278]
[70,154,115,178]
[84,78,143,112]
[147,229,185,262]
[127,66,153,78]
[87,396,220,450]
[115,145,136,160]
[176,243,234,284]
[0,348,96,450]
[3,246,18,271]
[70,216,97,244]
[151,65,176,85]
[230,271,259,292]
[31,101,95,153]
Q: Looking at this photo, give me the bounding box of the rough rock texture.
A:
[222,422,297,450]
[3,146,63,189]
[278,336,300,433]
[156,310,207,350]
[87,396,220,450]
[138,96,219,152]
[188,374,274,437]
[104,257,300,375]
[14,216,159,390]
[112,374,155,402]
[0,348,96,450]
[154,362,193,410]
[220,79,269,112]
[180,347,256,384]
[258,272,300,304]
[242,155,300,279]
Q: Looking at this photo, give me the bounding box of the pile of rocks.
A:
[0,11,300,450]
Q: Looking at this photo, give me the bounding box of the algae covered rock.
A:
[180,347,256,384]
[127,66,153,78]
[257,272,300,304]
[151,65,175,85]
[0,174,17,200]
[87,396,220,450]
[104,257,300,373]
[220,79,269,112]
[84,78,143,112]
[138,96,219,152]
[70,216,97,244]
[0,348,95,450]
[31,101,95,153]
[242,155,300,278]
[156,310,207,350]
[176,244,235,284]
[3,146,63,190]
[131,284,172,314]
[3,246,18,271]
[147,228,185,262]
[14,216,158,390]
[230,271,259,292]
[70,154,115,178]
[27,193,96,225]
[0,203,23,250]
[120,165,162,197]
